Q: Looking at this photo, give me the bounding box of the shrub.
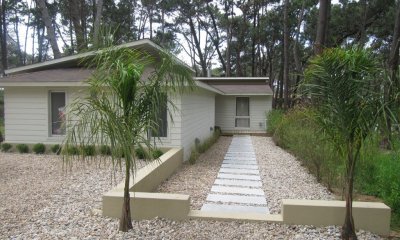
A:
[82,145,96,156]
[63,145,79,155]
[99,145,111,155]
[135,147,146,159]
[1,143,12,152]
[189,148,199,165]
[266,109,285,134]
[32,143,46,154]
[152,149,163,159]
[16,144,29,153]
[51,144,61,154]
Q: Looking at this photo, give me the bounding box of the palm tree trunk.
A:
[119,160,133,232]
[341,150,358,240]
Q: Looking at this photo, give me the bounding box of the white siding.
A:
[215,95,272,133]
[152,93,182,149]
[180,89,216,161]
[4,86,84,144]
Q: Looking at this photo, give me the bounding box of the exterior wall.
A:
[215,95,272,133]
[4,86,84,144]
[152,93,182,149]
[180,89,216,161]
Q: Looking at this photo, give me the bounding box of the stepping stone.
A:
[219,168,259,175]
[222,160,257,165]
[214,179,262,187]
[224,156,256,160]
[221,164,258,170]
[201,203,269,214]
[207,194,267,205]
[211,186,264,195]
[217,173,261,181]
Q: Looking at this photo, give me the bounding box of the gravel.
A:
[252,136,335,213]
[0,139,383,239]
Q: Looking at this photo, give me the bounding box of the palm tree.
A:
[303,47,383,240]
[62,46,194,231]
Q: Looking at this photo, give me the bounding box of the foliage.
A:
[16,144,29,153]
[99,145,111,155]
[273,109,400,229]
[135,147,147,159]
[62,46,194,231]
[51,144,61,154]
[32,143,46,154]
[81,145,96,156]
[152,149,164,159]
[266,110,285,134]
[1,142,12,152]
[303,47,386,238]
[190,129,221,165]
[63,145,79,155]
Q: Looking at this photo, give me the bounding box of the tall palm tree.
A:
[62,46,194,231]
[303,47,383,240]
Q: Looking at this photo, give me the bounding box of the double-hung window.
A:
[235,97,250,128]
[50,92,66,135]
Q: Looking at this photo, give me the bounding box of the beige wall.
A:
[215,95,272,133]
[180,89,216,160]
[4,86,84,144]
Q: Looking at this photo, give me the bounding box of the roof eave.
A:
[0,82,89,87]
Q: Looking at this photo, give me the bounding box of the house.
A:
[0,39,273,160]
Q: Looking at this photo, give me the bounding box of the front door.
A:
[235,97,250,128]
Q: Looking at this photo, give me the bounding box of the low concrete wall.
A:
[282,199,391,235]
[110,148,183,193]
[103,192,190,220]
[103,148,187,220]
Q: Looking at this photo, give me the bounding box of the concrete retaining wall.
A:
[282,199,391,235]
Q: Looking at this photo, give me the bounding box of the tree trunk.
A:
[13,14,24,66]
[341,150,358,240]
[206,2,226,73]
[93,0,103,48]
[292,0,306,100]
[119,159,133,232]
[314,0,331,55]
[36,0,62,59]
[0,0,7,73]
[283,0,290,109]
[188,17,207,77]
[69,0,86,51]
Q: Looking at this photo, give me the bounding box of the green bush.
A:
[82,145,96,156]
[1,143,12,152]
[51,144,61,154]
[99,145,111,155]
[16,144,29,153]
[135,147,146,159]
[189,148,200,165]
[63,145,79,155]
[32,143,46,154]
[152,149,163,159]
[266,109,285,134]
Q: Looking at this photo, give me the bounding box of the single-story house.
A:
[0,39,273,160]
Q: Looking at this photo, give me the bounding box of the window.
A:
[50,92,66,135]
[235,97,250,128]
[152,95,168,138]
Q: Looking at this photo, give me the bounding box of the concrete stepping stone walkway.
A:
[201,135,269,214]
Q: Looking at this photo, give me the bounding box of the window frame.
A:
[49,90,67,137]
[235,97,250,128]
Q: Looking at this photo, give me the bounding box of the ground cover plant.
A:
[1,143,12,152]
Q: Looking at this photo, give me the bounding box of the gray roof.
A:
[196,77,273,95]
[1,68,93,83]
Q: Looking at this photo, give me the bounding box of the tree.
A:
[62,46,194,231]
[35,0,61,58]
[283,0,290,108]
[304,47,383,239]
[314,0,330,54]
[0,0,7,73]
[92,0,103,49]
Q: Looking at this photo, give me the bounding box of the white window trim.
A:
[235,96,251,129]
[48,90,67,137]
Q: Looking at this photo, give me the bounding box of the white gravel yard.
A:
[252,136,335,213]
[0,140,382,239]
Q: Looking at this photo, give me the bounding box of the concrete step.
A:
[211,186,264,196]
[217,173,261,181]
[214,179,262,187]
[201,203,269,214]
[207,194,267,205]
